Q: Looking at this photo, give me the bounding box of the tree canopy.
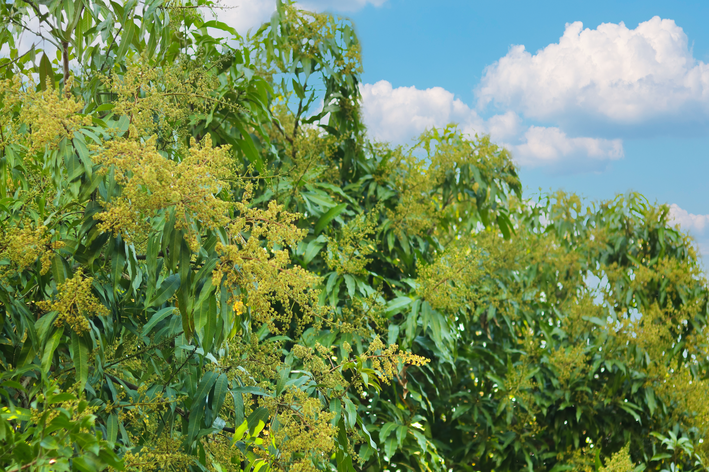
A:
[1,1,708,471]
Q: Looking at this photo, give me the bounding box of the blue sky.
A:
[345,0,709,208]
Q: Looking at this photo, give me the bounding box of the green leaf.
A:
[209,374,229,427]
[379,422,397,442]
[232,386,270,396]
[645,388,657,416]
[16,341,36,369]
[187,404,205,444]
[292,78,305,99]
[73,134,93,178]
[583,316,606,326]
[275,367,290,396]
[47,392,75,404]
[314,203,347,234]
[106,413,118,443]
[411,429,427,453]
[142,307,177,337]
[41,327,64,374]
[38,53,53,91]
[111,238,126,293]
[193,372,219,411]
[234,121,264,172]
[148,274,180,307]
[358,417,377,448]
[199,20,238,36]
[71,332,89,391]
[302,236,327,265]
[343,398,357,428]
[395,425,407,446]
[51,254,70,286]
[387,323,399,346]
[385,297,412,315]
[116,19,135,59]
[232,420,249,443]
[326,273,339,294]
[384,436,397,459]
[343,274,356,298]
[618,402,642,423]
[72,456,99,472]
[199,296,217,353]
[232,390,245,427]
[246,407,269,435]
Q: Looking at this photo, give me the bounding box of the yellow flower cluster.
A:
[0,220,54,279]
[212,196,321,334]
[598,444,636,472]
[233,299,245,316]
[94,134,233,242]
[325,211,377,277]
[366,336,429,385]
[5,76,90,154]
[418,242,483,314]
[262,387,337,467]
[104,58,220,139]
[37,268,110,334]
[547,344,588,388]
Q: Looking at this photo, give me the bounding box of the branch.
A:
[135,250,165,260]
[0,45,36,71]
[272,117,294,145]
[104,373,237,434]
[291,78,308,151]
[61,40,70,97]
[7,17,61,49]
[103,332,183,370]
[99,23,124,73]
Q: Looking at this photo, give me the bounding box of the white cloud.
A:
[360,80,624,168]
[513,126,623,167]
[204,1,274,35]
[478,17,709,132]
[210,0,386,35]
[360,80,485,143]
[669,204,709,234]
[486,111,523,141]
[299,0,387,12]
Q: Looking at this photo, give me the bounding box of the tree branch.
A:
[104,373,237,434]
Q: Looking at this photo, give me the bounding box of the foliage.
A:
[1,1,708,471]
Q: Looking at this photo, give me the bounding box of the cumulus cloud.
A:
[478,17,709,135]
[360,80,486,143]
[360,80,624,168]
[513,126,623,167]
[669,204,709,234]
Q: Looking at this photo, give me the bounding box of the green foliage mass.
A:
[1,1,708,471]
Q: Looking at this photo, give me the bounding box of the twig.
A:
[61,40,70,97]
[99,23,124,73]
[103,332,183,370]
[0,46,36,71]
